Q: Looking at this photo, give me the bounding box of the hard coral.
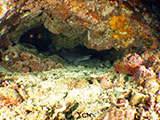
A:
[114,49,160,87]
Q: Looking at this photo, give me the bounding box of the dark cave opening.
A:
[19,25,53,52]
[19,25,121,65]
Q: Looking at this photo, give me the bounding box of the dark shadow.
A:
[19,25,53,52]
[19,25,122,65]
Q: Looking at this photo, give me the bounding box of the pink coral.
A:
[114,53,143,75]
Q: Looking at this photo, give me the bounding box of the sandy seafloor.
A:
[0,59,159,120]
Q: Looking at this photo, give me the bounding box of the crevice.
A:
[18,25,121,66]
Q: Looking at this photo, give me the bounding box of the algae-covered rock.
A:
[0,0,159,51]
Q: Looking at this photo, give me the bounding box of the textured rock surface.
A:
[1,45,63,72]
[0,0,159,51]
[0,65,159,119]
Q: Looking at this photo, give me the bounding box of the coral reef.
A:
[0,0,159,51]
[114,49,160,94]
[0,0,160,119]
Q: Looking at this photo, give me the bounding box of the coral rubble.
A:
[1,45,63,72]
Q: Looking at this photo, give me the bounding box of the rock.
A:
[0,0,159,51]
[130,91,144,106]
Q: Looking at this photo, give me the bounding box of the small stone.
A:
[130,92,144,106]
[100,77,113,89]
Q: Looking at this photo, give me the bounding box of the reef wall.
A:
[0,0,160,73]
[0,0,159,51]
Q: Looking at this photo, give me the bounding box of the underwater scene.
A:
[0,0,160,119]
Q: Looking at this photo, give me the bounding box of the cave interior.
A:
[19,25,120,65]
